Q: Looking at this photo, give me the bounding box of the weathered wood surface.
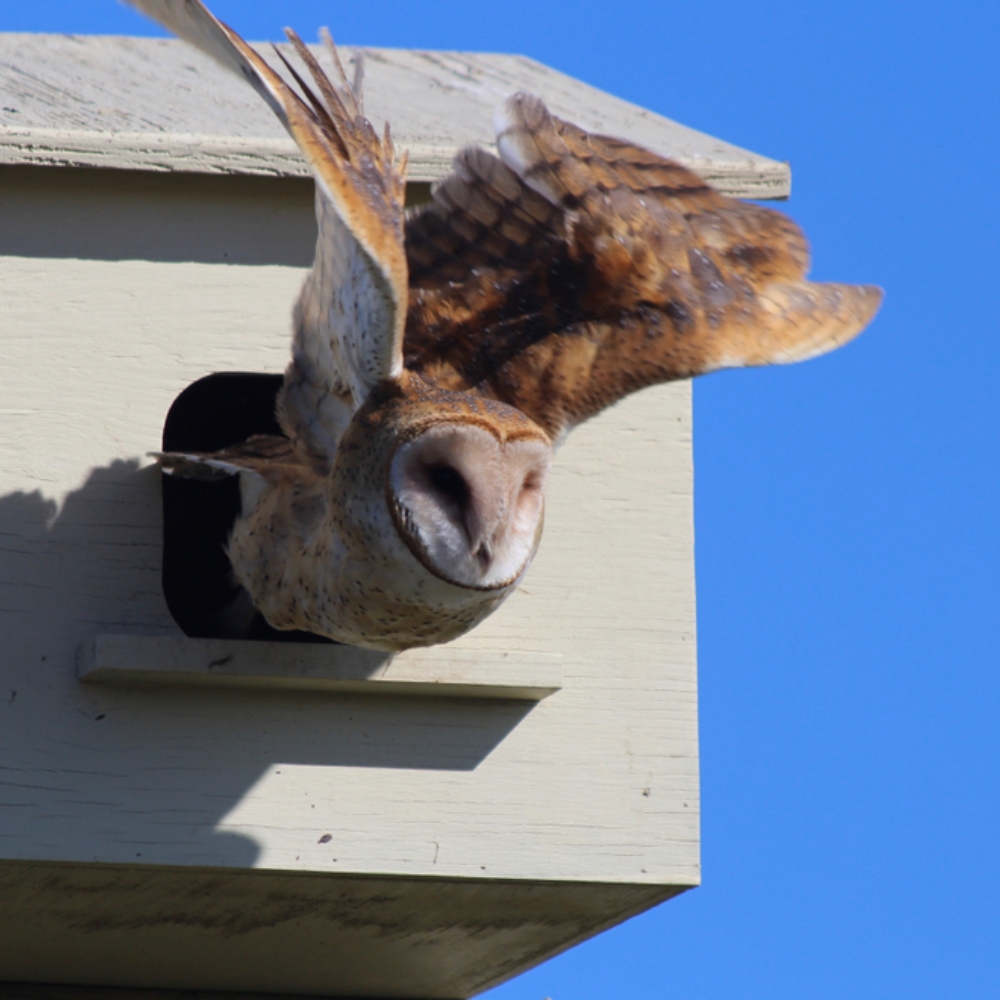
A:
[0,859,682,997]
[82,634,563,700]
[0,33,790,197]
[0,164,698,992]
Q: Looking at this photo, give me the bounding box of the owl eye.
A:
[426,464,471,511]
[521,471,544,494]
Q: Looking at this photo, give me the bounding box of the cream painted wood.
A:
[82,634,563,700]
[0,860,681,997]
[0,33,790,197]
[0,252,697,882]
[0,153,697,991]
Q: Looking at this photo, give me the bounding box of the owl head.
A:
[222,373,553,650]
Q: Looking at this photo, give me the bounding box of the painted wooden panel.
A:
[0,164,698,993]
[0,253,698,880]
[0,33,790,197]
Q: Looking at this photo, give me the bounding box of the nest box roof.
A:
[0,33,789,197]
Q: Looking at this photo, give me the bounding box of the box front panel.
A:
[0,173,698,887]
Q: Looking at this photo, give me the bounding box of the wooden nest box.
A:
[0,32,790,1000]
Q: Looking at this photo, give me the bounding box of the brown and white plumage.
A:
[135,0,882,650]
[130,0,407,459]
[405,95,882,442]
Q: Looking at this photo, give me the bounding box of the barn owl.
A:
[132,0,882,651]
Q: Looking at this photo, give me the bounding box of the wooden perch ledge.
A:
[80,634,563,700]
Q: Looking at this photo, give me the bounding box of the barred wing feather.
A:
[127,0,408,463]
[405,93,882,441]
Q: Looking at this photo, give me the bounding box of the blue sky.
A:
[7,2,998,998]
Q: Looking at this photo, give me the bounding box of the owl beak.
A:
[464,498,494,571]
[472,541,493,572]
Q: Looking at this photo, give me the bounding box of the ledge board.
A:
[0,34,790,198]
[79,634,563,700]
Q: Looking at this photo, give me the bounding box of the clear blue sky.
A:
[8,2,998,998]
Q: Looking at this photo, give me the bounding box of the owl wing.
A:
[128,0,408,463]
[404,92,882,441]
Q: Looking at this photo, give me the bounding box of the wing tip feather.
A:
[710,281,884,372]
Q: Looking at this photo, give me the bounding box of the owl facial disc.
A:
[389,423,551,590]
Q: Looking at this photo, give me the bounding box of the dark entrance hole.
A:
[161,372,333,643]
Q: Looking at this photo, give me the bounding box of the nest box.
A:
[0,32,790,1000]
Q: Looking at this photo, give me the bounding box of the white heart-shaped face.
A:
[389,422,551,590]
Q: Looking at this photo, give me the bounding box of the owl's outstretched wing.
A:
[405,93,882,442]
[127,0,408,463]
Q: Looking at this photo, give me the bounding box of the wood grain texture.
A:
[0,168,697,992]
[0,858,682,997]
[0,33,790,196]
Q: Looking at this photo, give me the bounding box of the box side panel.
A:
[0,174,699,886]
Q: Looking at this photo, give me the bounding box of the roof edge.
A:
[0,125,790,197]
